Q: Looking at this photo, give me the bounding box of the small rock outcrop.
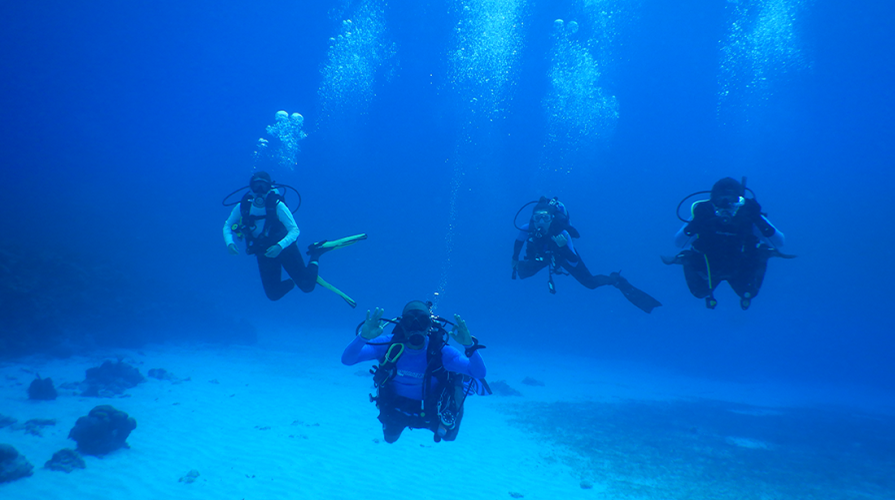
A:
[489,380,523,397]
[45,448,86,473]
[521,377,545,387]
[0,415,16,429]
[0,444,34,484]
[179,469,200,483]
[68,405,137,455]
[81,360,145,397]
[28,375,58,400]
[13,418,56,437]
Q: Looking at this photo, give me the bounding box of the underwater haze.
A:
[1,0,894,499]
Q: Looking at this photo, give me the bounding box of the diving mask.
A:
[400,310,431,332]
[714,196,744,218]
[532,213,553,224]
[251,179,272,195]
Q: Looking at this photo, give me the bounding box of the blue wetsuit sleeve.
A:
[341,334,389,365]
[441,346,486,379]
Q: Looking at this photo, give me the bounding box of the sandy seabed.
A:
[1,332,892,500]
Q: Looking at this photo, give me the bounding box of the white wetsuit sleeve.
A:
[275,202,300,249]
[223,205,241,247]
[754,218,785,248]
[674,224,694,248]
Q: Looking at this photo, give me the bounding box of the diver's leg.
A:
[565,256,663,313]
[682,252,712,299]
[257,255,294,301]
[378,397,415,444]
[279,243,318,293]
[729,257,767,309]
[515,259,548,279]
[562,257,614,289]
[381,418,406,444]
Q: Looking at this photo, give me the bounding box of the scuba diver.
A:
[664,177,793,310]
[222,171,366,306]
[341,300,490,444]
[512,197,662,314]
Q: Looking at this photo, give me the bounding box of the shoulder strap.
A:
[421,329,449,403]
[371,325,407,388]
[239,192,252,221]
[238,193,259,242]
[684,200,713,235]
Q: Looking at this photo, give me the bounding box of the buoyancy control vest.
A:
[237,190,288,255]
[369,323,471,441]
[684,199,761,258]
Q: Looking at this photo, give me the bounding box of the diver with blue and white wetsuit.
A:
[342,301,489,443]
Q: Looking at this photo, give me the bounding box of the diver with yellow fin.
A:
[222,171,366,307]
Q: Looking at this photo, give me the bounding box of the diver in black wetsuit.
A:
[664,177,792,310]
[512,197,662,314]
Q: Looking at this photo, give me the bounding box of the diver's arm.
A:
[674,224,694,248]
[554,231,579,263]
[341,334,389,365]
[275,203,301,248]
[442,346,487,379]
[513,225,529,261]
[512,239,524,260]
[753,219,785,248]
[223,205,241,247]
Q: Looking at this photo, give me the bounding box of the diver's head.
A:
[400,300,432,350]
[530,197,554,237]
[710,177,744,209]
[250,171,273,195]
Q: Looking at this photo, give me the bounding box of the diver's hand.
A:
[741,199,763,221]
[552,233,568,247]
[228,243,239,255]
[264,244,283,258]
[450,314,473,347]
[361,308,385,339]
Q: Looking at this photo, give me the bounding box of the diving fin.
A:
[316,276,357,308]
[308,233,367,253]
[613,274,662,314]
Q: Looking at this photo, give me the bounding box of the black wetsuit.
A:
[677,199,778,301]
[513,225,616,289]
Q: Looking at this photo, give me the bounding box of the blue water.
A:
[1,0,894,496]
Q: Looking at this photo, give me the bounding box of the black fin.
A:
[615,277,662,314]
